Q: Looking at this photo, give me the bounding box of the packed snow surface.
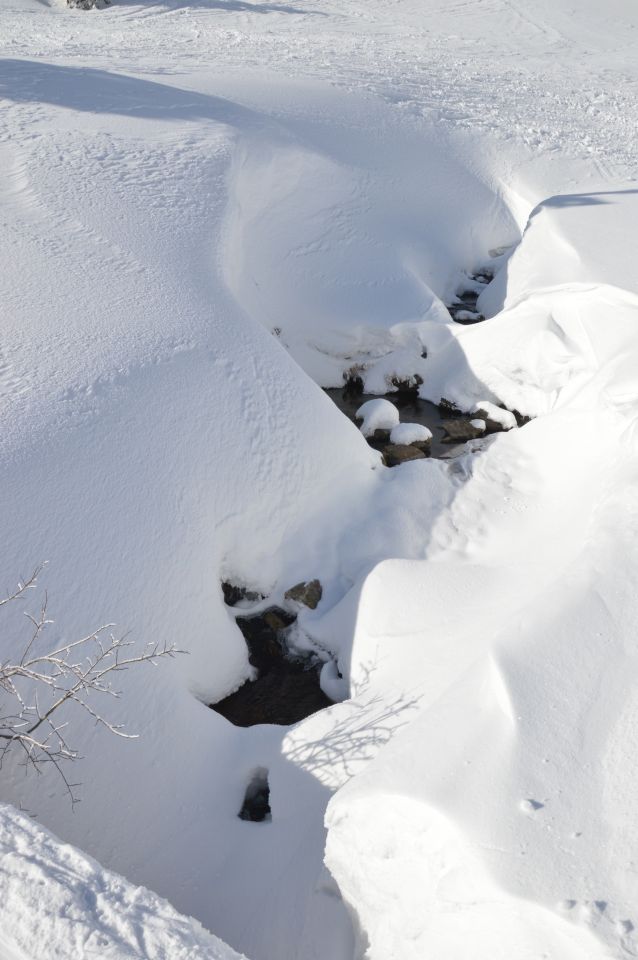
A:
[2,0,638,958]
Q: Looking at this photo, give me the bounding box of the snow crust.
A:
[2,0,638,958]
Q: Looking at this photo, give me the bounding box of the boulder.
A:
[382,444,426,467]
[438,398,462,416]
[472,401,517,433]
[221,581,263,607]
[284,579,323,609]
[440,419,486,443]
[389,422,432,446]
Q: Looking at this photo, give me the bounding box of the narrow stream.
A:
[211,270,514,737]
[324,387,458,459]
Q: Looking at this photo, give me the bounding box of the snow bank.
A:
[0,804,245,960]
[222,84,517,386]
[326,794,611,960]
[316,188,638,960]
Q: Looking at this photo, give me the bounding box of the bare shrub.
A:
[0,566,179,803]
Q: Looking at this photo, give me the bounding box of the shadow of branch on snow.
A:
[283,663,421,788]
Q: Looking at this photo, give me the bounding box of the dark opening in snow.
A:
[447,270,493,324]
[239,769,271,822]
[210,606,334,727]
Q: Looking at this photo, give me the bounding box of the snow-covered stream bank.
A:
[2,0,638,958]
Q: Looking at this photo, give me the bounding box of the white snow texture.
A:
[2,0,638,957]
[0,805,244,960]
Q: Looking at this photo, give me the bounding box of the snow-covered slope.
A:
[1,0,638,957]
[0,804,245,960]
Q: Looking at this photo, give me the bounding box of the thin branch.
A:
[0,566,182,804]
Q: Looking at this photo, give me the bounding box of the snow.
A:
[361,350,429,396]
[355,398,400,437]
[389,422,432,446]
[472,401,517,430]
[0,804,245,960]
[1,0,638,958]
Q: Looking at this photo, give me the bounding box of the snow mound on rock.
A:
[389,422,432,445]
[355,398,400,437]
[472,401,517,430]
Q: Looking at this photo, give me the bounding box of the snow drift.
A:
[1,0,638,958]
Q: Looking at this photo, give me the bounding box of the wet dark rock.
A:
[440,419,486,443]
[452,309,485,325]
[235,607,295,674]
[342,373,364,399]
[370,427,391,442]
[390,374,423,399]
[438,398,463,417]
[284,579,323,609]
[382,444,427,467]
[222,581,263,607]
[473,409,506,434]
[262,609,293,632]
[413,440,432,455]
[513,410,533,427]
[239,770,271,822]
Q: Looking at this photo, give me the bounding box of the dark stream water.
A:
[211,274,494,751]
[324,387,459,459]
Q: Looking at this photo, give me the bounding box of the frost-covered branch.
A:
[0,567,181,803]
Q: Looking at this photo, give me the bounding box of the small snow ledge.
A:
[0,804,247,960]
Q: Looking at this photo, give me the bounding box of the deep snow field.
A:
[1,0,638,957]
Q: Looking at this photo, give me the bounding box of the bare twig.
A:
[0,567,181,804]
